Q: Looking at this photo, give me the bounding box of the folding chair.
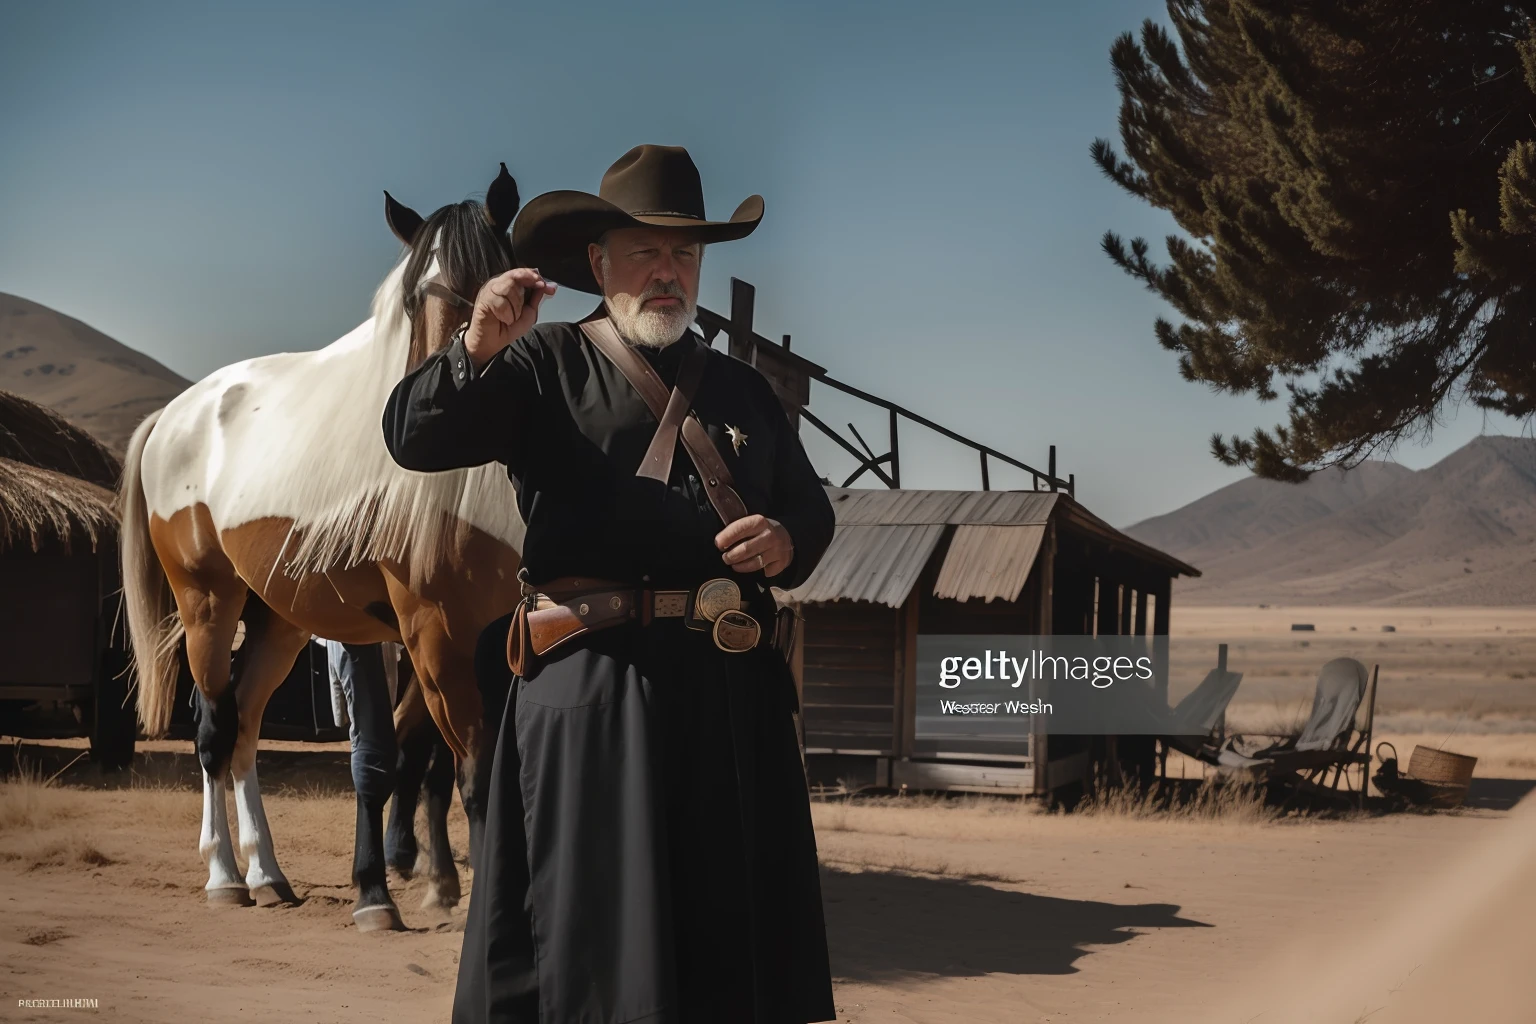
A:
[1226,658,1379,808]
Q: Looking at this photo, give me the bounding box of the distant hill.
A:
[0,293,190,454]
[1125,437,1536,606]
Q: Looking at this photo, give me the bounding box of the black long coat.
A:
[383,315,838,1024]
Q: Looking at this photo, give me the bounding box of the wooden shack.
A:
[0,390,136,768]
[779,486,1200,799]
[697,277,1201,798]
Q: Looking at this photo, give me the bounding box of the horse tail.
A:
[119,408,184,738]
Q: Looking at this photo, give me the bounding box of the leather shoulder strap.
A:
[579,318,749,525]
[638,342,708,485]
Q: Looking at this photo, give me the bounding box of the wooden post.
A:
[1152,576,1171,704]
[896,592,920,758]
[979,451,990,491]
[1134,589,1149,636]
[1049,445,1057,491]
[1096,579,1119,638]
[728,278,756,363]
[889,408,901,488]
[1215,642,1229,745]
[1031,521,1056,797]
[1119,584,1134,637]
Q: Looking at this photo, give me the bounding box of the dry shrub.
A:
[115,787,202,832]
[273,779,355,801]
[1076,777,1277,825]
[0,832,116,871]
[0,756,82,832]
[814,791,1036,834]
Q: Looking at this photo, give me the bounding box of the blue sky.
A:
[1,0,1523,527]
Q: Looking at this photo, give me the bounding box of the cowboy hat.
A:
[511,144,763,295]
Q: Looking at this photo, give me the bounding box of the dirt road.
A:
[3,739,1532,1023]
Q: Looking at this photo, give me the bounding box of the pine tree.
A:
[1094,1,1536,480]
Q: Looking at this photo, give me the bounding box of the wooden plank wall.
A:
[800,601,900,754]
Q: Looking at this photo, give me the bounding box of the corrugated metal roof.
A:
[786,523,945,607]
[787,487,1200,608]
[825,487,1058,526]
[932,524,1047,603]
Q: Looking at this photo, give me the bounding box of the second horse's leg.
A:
[420,723,460,912]
[386,666,431,880]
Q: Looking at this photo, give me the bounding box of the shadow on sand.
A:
[1463,776,1536,811]
[821,865,1209,980]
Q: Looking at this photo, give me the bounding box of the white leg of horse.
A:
[200,768,250,905]
[233,764,298,905]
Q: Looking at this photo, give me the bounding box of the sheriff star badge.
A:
[726,424,748,454]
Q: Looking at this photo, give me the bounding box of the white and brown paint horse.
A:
[119,167,526,930]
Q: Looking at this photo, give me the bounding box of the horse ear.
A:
[485,163,521,236]
[384,190,426,247]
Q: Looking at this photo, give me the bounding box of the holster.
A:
[506,578,637,677]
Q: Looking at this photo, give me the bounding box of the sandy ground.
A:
[3,605,1534,1023]
[1170,604,1536,727]
[1,737,1533,1024]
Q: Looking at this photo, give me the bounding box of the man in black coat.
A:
[383,144,838,1024]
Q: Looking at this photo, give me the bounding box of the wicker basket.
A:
[1408,746,1477,785]
[1405,746,1477,809]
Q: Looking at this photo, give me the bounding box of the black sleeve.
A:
[759,376,835,590]
[382,332,539,472]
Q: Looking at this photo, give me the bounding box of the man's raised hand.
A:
[465,268,556,368]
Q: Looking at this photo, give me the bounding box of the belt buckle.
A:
[712,609,760,653]
[685,577,741,631]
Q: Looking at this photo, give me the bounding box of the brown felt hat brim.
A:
[512,191,763,295]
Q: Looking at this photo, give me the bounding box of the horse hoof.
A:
[205,886,254,907]
[250,882,300,907]
[421,883,461,913]
[387,863,416,882]
[353,904,406,932]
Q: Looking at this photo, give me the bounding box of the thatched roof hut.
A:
[0,390,120,554]
[0,390,121,486]
[0,458,118,554]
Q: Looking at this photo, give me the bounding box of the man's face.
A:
[588,226,703,348]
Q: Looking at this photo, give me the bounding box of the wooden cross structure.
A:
[695,278,1074,495]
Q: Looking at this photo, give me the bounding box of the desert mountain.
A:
[0,293,190,454]
[1125,437,1536,606]
[1127,459,1416,568]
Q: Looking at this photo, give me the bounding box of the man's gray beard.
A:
[604,292,697,349]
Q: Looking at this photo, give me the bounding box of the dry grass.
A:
[821,844,1025,884]
[0,755,82,832]
[1075,777,1279,826]
[0,832,117,871]
[810,780,1284,853]
[0,752,202,871]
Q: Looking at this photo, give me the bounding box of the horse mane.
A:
[274,201,523,586]
[399,200,514,372]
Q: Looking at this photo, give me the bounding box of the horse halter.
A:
[415,274,475,313]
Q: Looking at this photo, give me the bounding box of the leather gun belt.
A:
[506,575,763,676]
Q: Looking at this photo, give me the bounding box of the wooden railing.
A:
[695,278,1074,496]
